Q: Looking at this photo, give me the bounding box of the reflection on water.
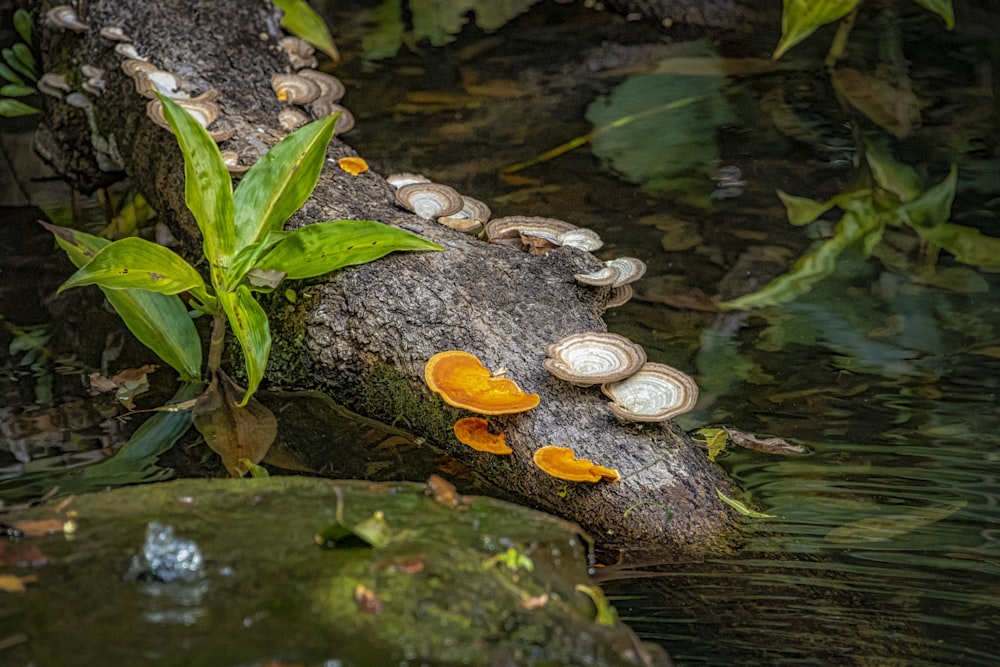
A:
[329,1,1000,663]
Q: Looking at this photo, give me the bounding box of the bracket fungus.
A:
[424,351,539,415]
[485,216,603,253]
[532,446,619,483]
[453,417,512,455]
[542,332,646,386]
[99,26,132,42]
[298,69,346,104]
[146,91,234,143]
[438,196,491,234]
[37,72,72,99]
[279,36,318,70]
[386,172,432,188]
[396,183,464,220]
[606,284,634,308]
[601,362,699,422]
[46,6,89,32]
[271,73,322,104]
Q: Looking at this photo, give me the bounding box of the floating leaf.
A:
[272,0,340,61]
[716,489,775,518]
[253,219,442,280]
[693,427,728,462]
[724,427,806,454]
[192,371,277,477]
[773,0,862,60]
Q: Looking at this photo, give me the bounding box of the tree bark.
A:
[601,0,779,33]
[33,0,739,558]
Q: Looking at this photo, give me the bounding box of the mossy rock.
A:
[4,477,668,666]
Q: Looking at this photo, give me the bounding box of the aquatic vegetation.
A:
[0,9,40,117]
[46,95,441,474]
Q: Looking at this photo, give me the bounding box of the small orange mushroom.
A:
[453,417,512,455]
[425,351,539,415]
[338,156,369,176]
[532,446,619,483]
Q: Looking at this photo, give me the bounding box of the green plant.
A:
[272,0,339,61]
[0,8,40,117]
[721,0,987,310]
[45,95,442,473]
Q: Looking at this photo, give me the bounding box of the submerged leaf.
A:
[825,500,966,544]
[777,190,836,226]
[253,219,442,280]
[192,371,277,477]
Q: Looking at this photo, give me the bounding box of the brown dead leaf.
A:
[354,583,383,614]
[723,427,806,454]
[832,67,920,139]
[10,518,66,537]
[89,364,157,409]
[0,540,49,567]
[0,574,37,593]
[192,371,278,477]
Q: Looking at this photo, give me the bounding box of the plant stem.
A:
[825,8,858,69]
[207,312,227,373]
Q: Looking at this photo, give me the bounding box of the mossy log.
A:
[33,0,739,559]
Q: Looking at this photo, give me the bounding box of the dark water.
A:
[323,1,1000,664]
[3,1,1000,664]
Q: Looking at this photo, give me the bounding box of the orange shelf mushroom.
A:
[532,446,619,483]
[425,351,540,415]
[453,417,512,455]
[338,156,369,176]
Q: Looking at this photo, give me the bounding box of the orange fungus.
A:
[532,446,619,483]
[453,417,512,455]
[424,351,540,415]
[338,156,369,176]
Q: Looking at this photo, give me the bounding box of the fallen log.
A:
[33,0,739,558]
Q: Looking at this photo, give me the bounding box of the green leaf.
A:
[232,115,336,250]
[0,61,24,84]
[774,0,862,59]
[896,165,957,229]
[0,98,38,116]
[721,208,885,310]
[13,9,32,45]
[219,285,271,404]
[12,43,36,79]
[911,0,954,29]
[58,236,209,297]
[225,230,289,288]
[865,142,924,202]
[777,190,835,225]
[272,0,340,61]
[914,223,1000,268]
[42,223,203,380]
[82,382,202,480]
[1,83,35,97]
[158,94,235,268]
[2,47,35,82]
[717,489,775,518]
[253,219,443,280]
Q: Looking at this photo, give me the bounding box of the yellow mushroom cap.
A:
[425,351,539,415]
[453,417,512,455]
[532,446,619,483]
